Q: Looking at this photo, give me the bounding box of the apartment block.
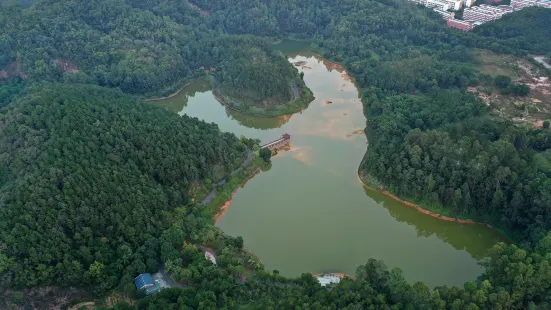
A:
[434,8,453,18]
[511,0,540,9]
[462,4,513,23]
[447,18,476,31]
[463,0,476,7]
[410,0,463,10]
[537,0,551,8]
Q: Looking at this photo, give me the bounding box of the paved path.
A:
[152,263,182,288]
[293,78,299,100]
[201,149,253,206]
[533,56,551,69]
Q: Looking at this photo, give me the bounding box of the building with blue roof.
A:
[135,273,161,295]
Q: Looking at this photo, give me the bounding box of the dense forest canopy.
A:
[361,90,551,244]
[0,84,246,291]
[0,0,306,106]
[1,0,551,309]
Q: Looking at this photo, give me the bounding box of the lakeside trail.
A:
[145,82,191,101]
[214,168,261,224]
[201,150,254,206]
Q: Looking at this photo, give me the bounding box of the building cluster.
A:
[511,0,551,9]
[462,4,514,23]
[412,0,474,11]
[422,0,551,31]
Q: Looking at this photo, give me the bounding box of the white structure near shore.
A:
[316,274,341,286]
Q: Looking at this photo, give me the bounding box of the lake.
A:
[155,40,507,288]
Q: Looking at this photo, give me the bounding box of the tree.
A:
[259,147,272,163]
[234,236,244,249]
[494,75,512,89]
[544,120,550,129]
[509,84,530,96]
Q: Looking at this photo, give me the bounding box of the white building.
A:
[316,275,341,287]
[434,8,453,18]
[410,0,463,10]
[511,0,551,8]
[537,0,551,8]
[462,4,513,23]
[463,0,476,7]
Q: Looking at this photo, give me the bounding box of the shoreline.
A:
[144,82,192,101]
[212,91,309,119]
[214,168,261,224]
[357,167,494,228]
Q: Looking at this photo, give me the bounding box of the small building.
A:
[316,274,341,287]
[447,17,476,31]
[260,133,292,151]
[135,273,161,295]
[463,0,475,7]
[205,251,217,265]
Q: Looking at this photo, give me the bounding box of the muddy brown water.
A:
[155,40,508,288]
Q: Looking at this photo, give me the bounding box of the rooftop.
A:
[135,273,153,290]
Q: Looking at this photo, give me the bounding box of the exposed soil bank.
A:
[214,168,261,224]
[145,83,192,101]
[358,170,495,228]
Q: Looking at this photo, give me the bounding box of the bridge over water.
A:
[261,133,291,150]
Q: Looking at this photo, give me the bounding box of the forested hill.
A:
[0,0,307,108]
[0,84,246,289]
[1,0,551,308]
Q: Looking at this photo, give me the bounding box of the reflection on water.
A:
[364,187,505,260]
[157,79,293,130]
[154,42,507,288]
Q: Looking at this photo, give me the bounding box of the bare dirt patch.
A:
[0,286,91,310]
[68,301,95,310]
[0,59,27,81]
[188,2,212,15]
[473,49,551,126]
[56,58,80,73]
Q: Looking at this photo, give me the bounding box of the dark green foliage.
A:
[2,0,551,308]
[0,84,246,292]
[9,292,23,305]
[211,36,307,105]
[468,7,551,55]
[544,121,550,129]
[131,235,551,309]
[509,83,530,96]
[494,75,512,89]
[362,89,551,244]
[0,0,304,105]
[234,236,244,249]
[259,148,272,163]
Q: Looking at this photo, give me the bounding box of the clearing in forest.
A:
[471,49,550,127]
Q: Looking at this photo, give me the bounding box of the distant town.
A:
[409,0,551,31]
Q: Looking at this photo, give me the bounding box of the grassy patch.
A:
[471,48,551,127]
[201,156,268,218]
[473,49,520,78]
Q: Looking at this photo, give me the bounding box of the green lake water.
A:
[155,40,508,288]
